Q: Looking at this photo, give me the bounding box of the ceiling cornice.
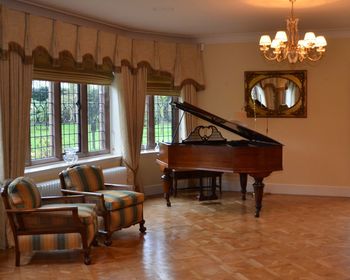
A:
[199,29,350,45]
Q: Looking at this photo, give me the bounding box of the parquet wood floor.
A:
[1,191,350,280]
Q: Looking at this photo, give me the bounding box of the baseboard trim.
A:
[144,184,163,196]
[144,182,350,198]
[265,183,350,197]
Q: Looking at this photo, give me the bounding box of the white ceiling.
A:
[12,0,350,41]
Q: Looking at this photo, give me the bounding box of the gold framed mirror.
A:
[244,70,307,118]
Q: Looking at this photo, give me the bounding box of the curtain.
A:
[180,84,198,139]
[0,51,33,249]
[116,65,147,192]
[179,84,198,187]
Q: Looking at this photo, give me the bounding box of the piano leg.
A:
[161,169,173,207]
[252,177,265,218]
[239,173,248,200]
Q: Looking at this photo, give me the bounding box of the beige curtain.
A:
[116,65,147,192]
[180,84,198,139]
[179,84,198,187]
[0,51,33,249]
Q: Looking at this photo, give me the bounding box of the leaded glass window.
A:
[30,80,54,160]
[61,82,80,152]
[142,95,179,150]
[87,85,107,152]
[28,80,110,165]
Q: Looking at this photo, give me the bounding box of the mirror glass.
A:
[245,70,307,118]
[251,77,301,110]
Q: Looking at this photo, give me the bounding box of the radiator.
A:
[36,166,128,197]
[103,167,128,184]
[36,179,62,197]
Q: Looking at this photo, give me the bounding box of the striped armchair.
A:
[59,165,146,246]
[1,177,98,266]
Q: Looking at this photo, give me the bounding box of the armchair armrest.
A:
[61,189,107,213]
[42,195,85,204]
[6,206,79,214]
[6,206,84,233]
[104,183,134,191]
[6,206,83,232]
[61,189,103,197]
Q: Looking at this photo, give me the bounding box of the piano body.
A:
[156,101,283,217]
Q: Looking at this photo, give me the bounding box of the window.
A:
[142,95,179,150]
[29,80,109,165]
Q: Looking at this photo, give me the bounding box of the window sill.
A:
[141,149,159,155]
[25,154,122,176]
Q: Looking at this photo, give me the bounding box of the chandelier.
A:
[259,0,327,63]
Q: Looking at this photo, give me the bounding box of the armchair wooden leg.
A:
[139,220,146,233]
[104,232,113,246]
[103,213,113,246]
[15,247,20,266]
[92,237,99,246]
[83,248,91,265]
[81,231,92,265]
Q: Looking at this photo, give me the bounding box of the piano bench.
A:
[171,170,223,199]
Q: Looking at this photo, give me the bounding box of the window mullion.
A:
[80,84,88,155]
[172,96,179,143]
[148,96,155,149]
[54,82,62,159]
[104,86,110,151]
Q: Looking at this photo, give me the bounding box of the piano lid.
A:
[172,101,282,145]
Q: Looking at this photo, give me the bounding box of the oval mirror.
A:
[244,70,307,118]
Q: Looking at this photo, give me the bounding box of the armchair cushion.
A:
[7,177,41,209]
[40,203,97,225]
[19,233,90,252]
[96,190,144,211]
[17,204,98,252]
[61,165,104,192]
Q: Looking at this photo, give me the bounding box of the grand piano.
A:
[156,101,283,217]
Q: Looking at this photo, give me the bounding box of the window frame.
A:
[27,80,110,166]
[142,95,179,151]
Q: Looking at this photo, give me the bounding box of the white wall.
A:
[199,37,350,195]
[140,37,350,197]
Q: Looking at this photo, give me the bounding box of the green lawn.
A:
[30,123,103,160]
[31,121,173,160]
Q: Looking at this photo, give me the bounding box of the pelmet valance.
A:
[0,5,205,90]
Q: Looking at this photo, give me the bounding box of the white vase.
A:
[63,148,78,165]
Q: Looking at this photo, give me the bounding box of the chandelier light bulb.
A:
[258,0,326,63]
[271,39,281,49]
[315,36,327,47]
[259,35,272,46]
[304,32,316,43]
[275,31,288,42]
[297,40,307,48]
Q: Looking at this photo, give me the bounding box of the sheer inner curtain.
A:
[0,51,33,249]
[180,84,198,138]
[115,65,147,192]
